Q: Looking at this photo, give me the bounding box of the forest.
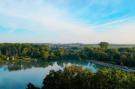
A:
[0,42,135,67]
[26,65,135,89]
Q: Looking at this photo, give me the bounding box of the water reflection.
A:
[0,59,101,89]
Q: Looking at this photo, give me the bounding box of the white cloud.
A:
[0,0,135,44]
[0,0,96,43]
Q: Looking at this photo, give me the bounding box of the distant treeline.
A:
[0,43,135,67]
[26,65,135,89]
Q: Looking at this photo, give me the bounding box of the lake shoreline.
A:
[90,60,135,72]
[1,57,135,72]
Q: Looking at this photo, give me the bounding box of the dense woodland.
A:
[0,42,135,67]
[26,65,135,89]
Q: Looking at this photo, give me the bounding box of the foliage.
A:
[26,65,135,89]
[0,43,135,67]
[99,42,109,49]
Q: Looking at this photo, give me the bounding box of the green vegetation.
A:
[26,65,135,89]
[0,43,135,67]
[99,42,109,49]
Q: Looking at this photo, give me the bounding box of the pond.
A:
[0,59,102,89]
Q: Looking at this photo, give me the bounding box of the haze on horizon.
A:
[0,0,135,44]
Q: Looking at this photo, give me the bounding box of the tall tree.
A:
[99,42,109,49]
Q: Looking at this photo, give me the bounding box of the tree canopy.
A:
[26,65,135,89]
[0,43,135,67]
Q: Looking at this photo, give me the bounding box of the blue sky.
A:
[0,0,135,43]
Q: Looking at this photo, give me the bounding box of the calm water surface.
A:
[0,60,102,89]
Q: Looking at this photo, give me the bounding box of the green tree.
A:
[99,42,109,49]
[26,66,135,89]
[58,48,65,57]
[41,50,49,59]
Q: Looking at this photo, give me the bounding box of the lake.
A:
[0,60,102,89]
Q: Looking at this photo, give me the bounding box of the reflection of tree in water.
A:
[5,60,55,71]
[0,59,100,72]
